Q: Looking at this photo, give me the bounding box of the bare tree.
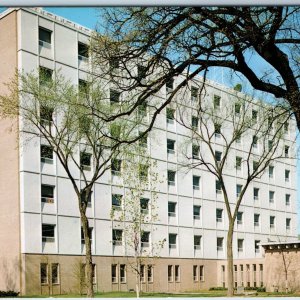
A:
[111,147,165,297]
[0,70,139,297]
[175,88,294,296]
[91,7,300,134]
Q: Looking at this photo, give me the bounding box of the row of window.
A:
[221,264,264,288]
[42,223,268,254]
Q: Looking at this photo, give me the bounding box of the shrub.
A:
[257,287,266,292]
[0,291,19,297]
[209,287,228,291]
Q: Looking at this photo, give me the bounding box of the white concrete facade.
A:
[0,7,297,293]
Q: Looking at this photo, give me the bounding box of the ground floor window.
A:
[40,263,48,284]
[51,263,59,284]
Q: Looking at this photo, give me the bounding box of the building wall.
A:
[0,10,21,292]
[264,247,300,292]
[0,7,298,295]
[23,254,264,295]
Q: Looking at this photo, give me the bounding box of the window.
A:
[236,156,242,170]
[193,176,200,190]
[147,265,153,282]
[213,95,221,109]
[254,188,259,201]
[217,237,223,251]
[140,198,149,214]
[139,164,149,181]
[110,89,120,103]
[214,123,221,137]
[141,231,150,247]
[137,65,147,82]
[111,159,121,175]
[252,110,258,121]
[39,67,53,86]
[39,27,51,46]
[269,191,275,203]
[285,170,290,182]
[40,263,48,284]
[168,265,173,282]
[167,170,176,186]
[192,144,200,159]
[168,202,176,217]
[253,161,259,172]
[120,264,126,283]
[111,264,117,283]
[192,116,199,130]
[78,42,89,60]
[215,151,222,163]
[81,227,93,245]
[167,139,175,154]
[41,185,54,203]
[216,209,223,222]
[112,229,123,245]
[235,103,241,115]
[252,135,258,148]
[269,165,274,178]
[270,216,275,229]
[80,152,92,170]
[51,263,59,284]
[175,265,180,282]
[193,265,198,281]
[194,235,201,250]
[238,239,244,252]
[166,108,175,124]
[286,218,291,231]
[80,189,92,207]
[286,194,291,206]
[40,106,54,127]
[254,214,260,227]
[166,79,174,93]
[255,240,260,253]
[236,133,241,144]
[200,265,204,281]
[41,145,53,163]
[138,101,147,118]
[216,180,222,194]
[191,86,199,101]
[268,140,273,151]
[284,121,289,133]
[112,194,122,209]
[237,212,243,225]
[42,224,55,242]
[193,205,201,220]
[109,58,119,71]
[139,132,148,149]
[169,233,177,249]
[140,265,145,282]
[79,79,89,96]
[236,184,242,198]
[285,145,289,158]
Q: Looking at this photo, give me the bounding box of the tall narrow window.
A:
[39,27,52,47]
[199,265,204,281]
[166,79,174,93]
[193,176,200,190]
[213,95,221,109]
[40,263,48,284]
[41,185,54,203]
[112,229,123,245]
[168,170,176,186]
[214,123,221,137]
[193,265,198,281]
[253,188,259,201]
[112,194,122,209]
[81,227,93,245]
[285,194,291,206]
[216,180,222,194]
[254,214,260,227]
[286,218,291,231]
[238,239,244,252]
[191,86,199,101]
[252,110,258,121]
[78,42,89,60]
[175,265,180,282]
[192,116,199,130]
[285,170,290,182]
[120,264,126,283]
[194,235,201,250]
[236,156,242,170]
[285,145,289,158]
[140,198,149,214]
[216,209,223,222]
[111,159,122,175]
[236,184,242,198]
[215,151,222,163]
[111,265,118,283]
[168,202,177,217]
[41,145,53,163]
[270,216,275,229]
[192,144,200,159]
[110,89,120,104]
[269,165,274,178]
[80,152,92,170]
[255,240,260,253]
[237,212,243,225]
[140,265,145,282]
[147,265,153,282]
[168,265,173,282]
[141,232,150,248]
[42,224,55,242]
[193,205,201,220]
[166,108,175,124]
[167,139,175,154]
[269,191,275,203]
[51,263,59,284]
[217,237,224,251]
[169,234,177,249]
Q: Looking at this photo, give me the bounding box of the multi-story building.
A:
[0,7,297,295]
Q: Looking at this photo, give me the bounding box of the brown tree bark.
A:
[226,220,235,297]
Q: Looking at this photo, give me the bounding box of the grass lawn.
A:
[21,290,300,298]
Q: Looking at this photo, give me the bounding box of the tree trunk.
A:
[227,220,234,297]
[80,203,94,298]
[135,257,140,298]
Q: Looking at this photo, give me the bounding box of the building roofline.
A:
[0,7,93,35]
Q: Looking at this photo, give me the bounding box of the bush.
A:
[209,287,228,291]
[0,291,19,297]
[257,287,266,292]
[244,286,258,290]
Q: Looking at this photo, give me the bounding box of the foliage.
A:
[0,291,19,297]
